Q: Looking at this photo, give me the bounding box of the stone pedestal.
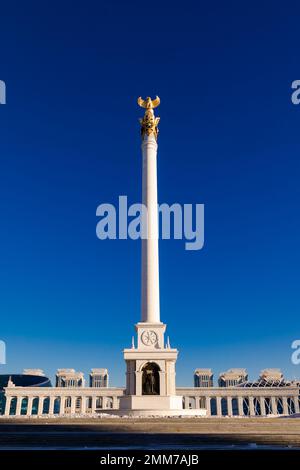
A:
[120,321,183,415]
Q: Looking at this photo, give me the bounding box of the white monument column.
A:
[119,97,204,416]
[140,96,161,324]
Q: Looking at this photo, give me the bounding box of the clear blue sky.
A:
[0,1,300,386]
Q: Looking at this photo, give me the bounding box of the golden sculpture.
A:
[137,96,160,140]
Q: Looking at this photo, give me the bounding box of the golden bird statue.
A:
[137,96,160,140]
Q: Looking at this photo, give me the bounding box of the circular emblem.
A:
[141,330,158,346]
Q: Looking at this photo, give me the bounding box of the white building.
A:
[22,369,45,377]
[194,369,213,387]
[259,369,283,382]
[55,369,85,388]
[218,369,248,387]
[90,369,109,388]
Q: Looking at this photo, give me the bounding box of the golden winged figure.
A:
[137,96,160,140]
[137,96,160,109]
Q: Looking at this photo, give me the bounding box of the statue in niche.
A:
[142,362,160,395]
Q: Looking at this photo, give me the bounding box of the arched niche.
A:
[142,362,160,395]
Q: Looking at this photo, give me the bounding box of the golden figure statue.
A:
[137,96,160,140]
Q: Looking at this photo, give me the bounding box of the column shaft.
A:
[113,396,119,409]
[70,397,76,414]
[249,397,255,416]
[206,397,211,416]
[282,397,289,415]
[271,396,277,415]
[141,135,160,323]
[4,397,12,416]
[227,397,233,416]
[135,371,142,396]
[15,397,22,416]
[38,397,44,415]
[81,397,86,414]
[27,397,33,416]
[216,397,222,416]
[92,396,97,413]
[60,397,65,415]
[49,396,55,415]
[260,397,266,416]
[238,396,244,416]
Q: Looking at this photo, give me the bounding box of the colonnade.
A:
[180,388,300,417]
[2,389,122,417]
[2,386,300,417]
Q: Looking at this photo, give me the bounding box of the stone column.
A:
[294,397,300,414]
[92,396,97,414]
[126,361,136,395]
[113,396,119,409]
[49,396,55,415]
[238,396,244,416]
[38,396,44,416]
[141,133,160,323]
[60,396,65,415]
[81,396,86,414]
[102,397,107,409]
[15,397,22,416]
[159,371,166,396]
[70,397,76,414]
[249,397,255,416]
[135,371,142,396]
[183,397,189,410]
[260,397,266,416]
[4,396,12,416]
[27,397,33,416]
[271,396,277,415]
[216,397,222,416]
[166,361,176,396]
[206,397,211,416]
[227,397,233,417]
[282,397,289,415]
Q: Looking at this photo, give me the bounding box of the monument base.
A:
[105,409,206,417]
[120,394,183,411]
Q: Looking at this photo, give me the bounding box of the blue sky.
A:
[0,1,300,386]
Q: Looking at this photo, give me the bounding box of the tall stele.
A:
[119,97,183,415]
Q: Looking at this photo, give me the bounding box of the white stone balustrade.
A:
[2,385,299,418]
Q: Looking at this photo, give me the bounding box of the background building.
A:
[23,369,45,376]
[0,373,51,415]
[55,369,85,388]
[89,368,109,387]
[259,369,283,382]
[218,368,248,387]
[194,369,213,387]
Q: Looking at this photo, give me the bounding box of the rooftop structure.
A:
[55,369,85,388]
[194,369,213,387]
[23,369,45,376]
[218,368,248,387]
[259,368,283,381]
[89,369,109,388]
